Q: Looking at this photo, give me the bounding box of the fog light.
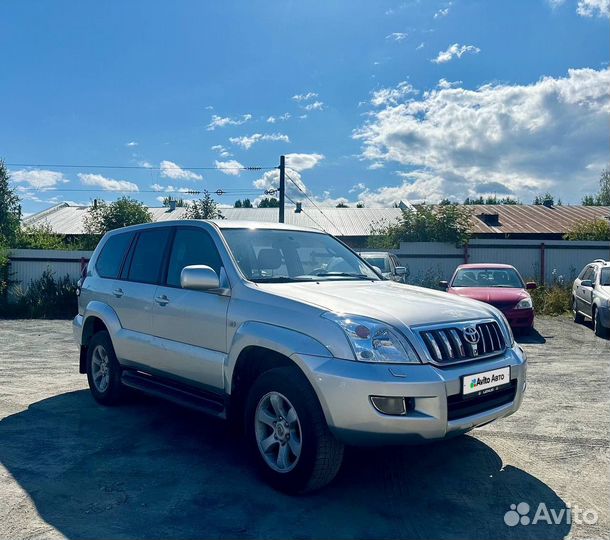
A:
[370,396,409,416]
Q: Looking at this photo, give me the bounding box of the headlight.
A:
[515,298,533,310]
[322,313,421,364]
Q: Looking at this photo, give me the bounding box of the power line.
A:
[5,162,277,171]
[284,169,339,233]
[19,188,267,194]
[284,193,328,233]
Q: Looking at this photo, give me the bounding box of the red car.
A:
[441,264,537,332]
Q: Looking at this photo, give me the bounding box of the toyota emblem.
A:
[462,326,480,344]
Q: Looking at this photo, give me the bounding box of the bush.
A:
[529,269,573,316]
[3,268,78,319]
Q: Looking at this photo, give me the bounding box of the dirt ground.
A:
[0,316,608,540]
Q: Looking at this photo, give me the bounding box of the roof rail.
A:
[593,259,607,263]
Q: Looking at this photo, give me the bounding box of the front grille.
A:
[489,301,516,312]
[447,380,517,420]
[418,321,506,364]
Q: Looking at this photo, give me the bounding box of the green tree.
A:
[369,204,473,248]
[356,202,365,208]
[336,202,349,208]
[257,197,280,208]
[17,223,67,250]
[0,160,22,247]
[234,199,243,208]
[242,198,253,208]
[83,196,153,235]
[185,190,224,219]
[533,193,561,206]
[564,219,610,241]
[162,196,186,207]
[582,168,610,206]
[464,195,520,205]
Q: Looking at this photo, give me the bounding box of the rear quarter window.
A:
[95,232,134,279]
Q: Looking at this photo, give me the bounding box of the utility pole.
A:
[278,154,286,223]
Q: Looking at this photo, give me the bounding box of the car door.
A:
[117,227,173,366]
[576,265,595,316]
[150,226,229,391]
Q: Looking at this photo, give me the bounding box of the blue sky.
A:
[1,0,608,216]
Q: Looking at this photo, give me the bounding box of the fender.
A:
[224,321,332,393]
[81,301,123,346]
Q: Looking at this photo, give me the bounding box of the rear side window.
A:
[96,232,134,279]
[166,228,222,287]
[127,228,171,284]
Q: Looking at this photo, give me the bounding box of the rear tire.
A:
[593,307,609,338]
[573,298,584,324]
[245,366,344,494]
[86,331,124,405]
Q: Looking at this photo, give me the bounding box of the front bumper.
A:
[502,308,534,328]
[292,344,526,445]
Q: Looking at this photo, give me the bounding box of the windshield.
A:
[452,268,524,288]
[601,268,610,286]
[221,228,380,282]
[361,256,389,272]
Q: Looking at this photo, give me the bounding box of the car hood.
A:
[256,280,500,327]
[448,287,528,304]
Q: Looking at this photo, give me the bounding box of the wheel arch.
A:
[78,302,122,373]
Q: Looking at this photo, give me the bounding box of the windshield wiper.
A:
[313,272,374,280]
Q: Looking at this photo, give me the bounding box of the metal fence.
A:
[361,239,610,285]
[6,249,92,301]
[6,239,610,301]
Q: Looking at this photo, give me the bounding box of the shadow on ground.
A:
[515,327,547,345]
[0,390,570,539]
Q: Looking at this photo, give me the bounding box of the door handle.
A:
[154,294,169,306]
[112,288,124,298]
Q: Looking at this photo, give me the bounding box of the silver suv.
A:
[572,259,610,338]
[74,221,527,493]
[358,251,407,282]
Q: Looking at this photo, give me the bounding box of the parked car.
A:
[358,251,407,282]
[441,264,536,333]
[572,259,610,338]
[74,221,526,493]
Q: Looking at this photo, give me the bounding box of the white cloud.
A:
[229,133,290,149]
[267,113,291,123]
[371,81,416,106]
[160,160,203,181]
[292,92,318,102]
[349,182,366,193]
[125,141,138,147]
[78,173,139,191]
[214,159,244,176]
[138,160,153,168]
[386,32,408,41]
[416,42,425,50]
[577,0,609,16]
[434,7,450,18]
[437,78,462,89]
[206,113,252,131]
[432,43,480,63]
[354,68,610,203]
[304,101,325,111]
[285,153,325,172]
[211,144,232,157]
[11,169,67,189]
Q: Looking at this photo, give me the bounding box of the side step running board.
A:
[121,370,227,419]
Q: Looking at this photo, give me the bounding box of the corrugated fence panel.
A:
[7,249,94,301]
[361,240,609,285]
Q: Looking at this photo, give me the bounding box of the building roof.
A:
[22,203,403,237]
[467,204,610,236]
[22,202,610,238]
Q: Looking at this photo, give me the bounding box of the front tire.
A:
[245,366,344,494]
[573,298,584,324]
[593,307,609,338]
[86,331,124,405]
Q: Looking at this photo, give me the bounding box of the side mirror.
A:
[526,281,537,290]
[395,266,407,276]
[181,265,220,291]
[580,279,593,288]
[439,280,449,289]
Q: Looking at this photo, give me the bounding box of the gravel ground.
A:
[0,316,608,540]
